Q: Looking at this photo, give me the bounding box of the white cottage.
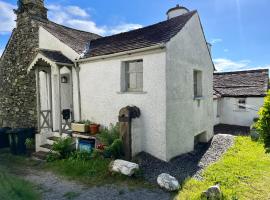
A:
[213,69,269,127]
[27,4,214,161]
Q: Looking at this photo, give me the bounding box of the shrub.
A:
[256,90,270,152]
[97,123,120,146]
[52,137,74,159]
[25,138,35,150]
[103,139,124,159]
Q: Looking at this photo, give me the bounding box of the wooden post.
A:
[48,69,53,130]
[57,65,62,135]
[69,66,74,122]
[35,68,41,133]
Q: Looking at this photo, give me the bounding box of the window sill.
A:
[233,109,248,112]
[117,91,147,94]
[194,96,203,100]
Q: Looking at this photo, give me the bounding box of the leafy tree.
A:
[256,91,270,152]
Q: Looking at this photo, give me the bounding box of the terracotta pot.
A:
[89,124,100,135]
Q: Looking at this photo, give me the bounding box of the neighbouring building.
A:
[213,69,269,127]
[0,1,214,161]
[1,0,267,162]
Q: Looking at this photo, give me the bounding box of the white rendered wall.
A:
[213,99,221,125]
[165,13,214,160]
[39,27,80,122]
[79,50,167,161]
[219,97,264,127]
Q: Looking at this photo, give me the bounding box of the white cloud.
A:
[108,24,143,35]
[0,1,16,34]
[214,58,270,72]
[48,4,142,36]
[66,6,89,18]
[211,38,223,44]
[0,48,4,57]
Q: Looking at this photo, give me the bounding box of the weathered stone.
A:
[0,0,48,128]
[109,159,139,176]
[157,173,180,191]
[201,185,222,200]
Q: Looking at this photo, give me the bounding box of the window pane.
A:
[137,72,143,90]
[129,73,137,89]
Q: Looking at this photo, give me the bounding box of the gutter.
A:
[77,43,166,63]
[74,60,82,121]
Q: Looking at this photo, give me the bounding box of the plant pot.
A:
[71,123,89,133]
[89,124,100,135]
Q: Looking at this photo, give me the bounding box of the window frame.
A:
[123,59,143,92]
[238,98,247,110]
[193,70,203,99]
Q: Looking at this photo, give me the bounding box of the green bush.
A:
[52,137,74,159]
[256,90,270,153]
[103,139,124,159]
[25,138,35,150]
[97,123,120,146]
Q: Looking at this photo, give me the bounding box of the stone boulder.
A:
[157,173,180,191]
[109,159,139,176]
[201,185,222,200]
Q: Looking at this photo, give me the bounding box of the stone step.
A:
[40,144,53,152]
[32,151,49,161]
[47,136,60,145]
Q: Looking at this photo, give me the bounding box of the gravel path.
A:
[136,134,235,184]
[23,169,171,200]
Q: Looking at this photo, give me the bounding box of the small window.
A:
[238,98,246,110]
[193,70,202,98]
[124,60,143,92]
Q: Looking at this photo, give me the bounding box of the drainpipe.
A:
[74,59,82,121]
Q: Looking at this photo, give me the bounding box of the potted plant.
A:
[25,138,35,156]
[89,123,100,135]
[71,120,90,133]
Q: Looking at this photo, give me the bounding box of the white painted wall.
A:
[39,27,80,122]
[165,13,214,160]
[218,97,264,127]
[79,50,167,161]
[213,99,221,125]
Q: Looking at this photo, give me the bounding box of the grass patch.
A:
[45,157,151,188]
[177,137,270,200]
[0,165,40,200]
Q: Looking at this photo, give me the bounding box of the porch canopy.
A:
[28,49,75,134]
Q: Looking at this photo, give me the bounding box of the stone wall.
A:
[0,2,47,128]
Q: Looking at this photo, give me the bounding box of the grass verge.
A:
[0,159,40,200]
[45,157,151,188]
[177,137,270,200]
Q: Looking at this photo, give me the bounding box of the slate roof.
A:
[214,69,269,97]
[39,49,73,64]
[83,10,197,58]
[40,21,101,54]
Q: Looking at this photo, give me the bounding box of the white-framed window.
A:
[123,60,143,92]
[193,70,202,98]
[238,98,246,110]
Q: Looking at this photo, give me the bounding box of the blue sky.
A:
[0,0,269,71]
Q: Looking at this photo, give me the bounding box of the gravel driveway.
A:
[136,134,235,184]
[24,169,171,200]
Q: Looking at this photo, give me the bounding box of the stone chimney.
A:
[15,0,48,22]
[167,4,190,20]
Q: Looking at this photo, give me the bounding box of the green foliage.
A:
[68,150,92,161]
[177,137,270,200]
[103,139,124,159]
[46,152,61,162]
[25,138,35,150]
[77,120,91,125]
[255,91,270,152]
[0,167,40,200]
[97,123,120,146]
[52,137,74,159]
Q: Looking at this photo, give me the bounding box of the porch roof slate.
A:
[40,21,101,54]
[39,49,74,65]
[83,11,197,58]
[213,69,269,98]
